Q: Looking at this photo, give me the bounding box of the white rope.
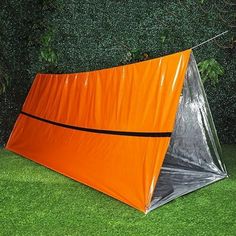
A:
[191,30,229,49]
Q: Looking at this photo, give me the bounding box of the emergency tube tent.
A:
[6,49,227,213]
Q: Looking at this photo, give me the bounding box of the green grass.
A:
[0,145,236,236]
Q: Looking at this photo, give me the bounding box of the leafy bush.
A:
[198,59,224,85]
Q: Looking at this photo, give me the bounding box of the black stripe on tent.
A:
[20,111,172,137]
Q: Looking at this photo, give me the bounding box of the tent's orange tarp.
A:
[6,49,191,212]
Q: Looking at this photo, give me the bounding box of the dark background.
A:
[0,0,235,146]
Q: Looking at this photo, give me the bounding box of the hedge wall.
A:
[0,0,235,145]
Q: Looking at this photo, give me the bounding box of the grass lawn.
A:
[0,145,236,236]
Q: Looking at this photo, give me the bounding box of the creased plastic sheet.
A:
[149,54,227,212]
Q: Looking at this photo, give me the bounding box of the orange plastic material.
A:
[6,49,191,212]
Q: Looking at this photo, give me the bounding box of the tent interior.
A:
[149,55,227,212]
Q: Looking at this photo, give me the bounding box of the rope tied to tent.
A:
[191,30,229,49]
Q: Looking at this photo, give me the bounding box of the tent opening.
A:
[149,54,227,212]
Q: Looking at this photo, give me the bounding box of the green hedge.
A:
[0,0,235,145]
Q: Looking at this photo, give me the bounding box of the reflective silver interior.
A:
[149,53,227,212]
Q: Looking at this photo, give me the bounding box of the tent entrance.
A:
[149,54,227,212]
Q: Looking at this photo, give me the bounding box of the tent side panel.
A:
[6,50,191,212]
[7,114,170,212]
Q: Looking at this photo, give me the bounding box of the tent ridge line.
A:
[20,111,172,138]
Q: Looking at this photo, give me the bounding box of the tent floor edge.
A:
[148,173,227,213]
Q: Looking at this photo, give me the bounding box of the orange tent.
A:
[6,49,227,213]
